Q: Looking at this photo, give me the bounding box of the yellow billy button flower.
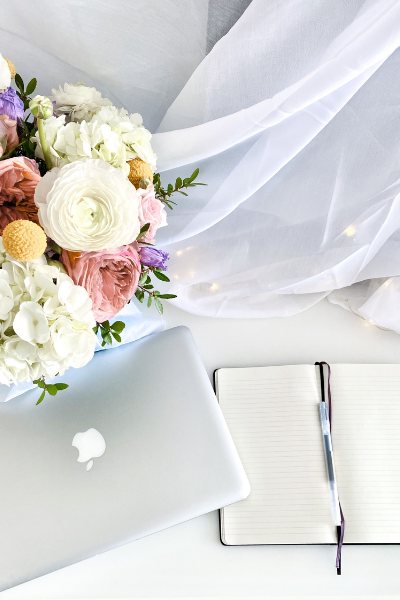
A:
[3,220,47,261]
[127,158,153,189]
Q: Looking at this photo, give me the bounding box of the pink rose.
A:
[137,184,167,242]
[0,157,41,233]
[0,114,18,157]
[61,243,141,323]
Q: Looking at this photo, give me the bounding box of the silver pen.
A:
[319,402,341,526]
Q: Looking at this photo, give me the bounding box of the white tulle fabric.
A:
[2,0,400,332]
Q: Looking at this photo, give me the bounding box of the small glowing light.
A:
[186,246,193,251]
[173,274,179,280]
[345,227,355,236]
[369,319,375,325]
[176,250,183,256]
[210,283,218,291]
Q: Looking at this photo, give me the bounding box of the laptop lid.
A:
[0,326,250,592]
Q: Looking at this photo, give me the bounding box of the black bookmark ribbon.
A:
[315,361,345,575]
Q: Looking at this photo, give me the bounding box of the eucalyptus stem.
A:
[37,118,53,170]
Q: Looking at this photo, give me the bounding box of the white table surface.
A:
[2,299,400,600]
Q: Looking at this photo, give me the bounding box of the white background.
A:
[2,299,400,599]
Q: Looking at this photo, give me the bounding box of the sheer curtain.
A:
[2,0,400,329]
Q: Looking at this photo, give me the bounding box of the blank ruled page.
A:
[331,364,400,544]
[217,365,336,545]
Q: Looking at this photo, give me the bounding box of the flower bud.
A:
[29,95,53,119]
[139,177,152,189]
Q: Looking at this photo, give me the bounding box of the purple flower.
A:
[139,247,170,271]
[0,87,24,120]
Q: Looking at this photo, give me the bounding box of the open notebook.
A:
[216,364,400,546]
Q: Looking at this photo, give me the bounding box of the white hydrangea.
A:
[33,104,157,173]
[0,243,97,387]
[51,83,113,123]
[90,106,157,170]
[32,117,129,174]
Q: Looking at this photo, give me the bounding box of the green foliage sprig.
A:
[33,376,69,405]
[153,168,206,209]
[135,267,176,315]
[93,320,126,347]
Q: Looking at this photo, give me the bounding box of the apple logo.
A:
[72,428,106,471]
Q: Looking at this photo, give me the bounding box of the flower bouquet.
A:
[0,53,204,404]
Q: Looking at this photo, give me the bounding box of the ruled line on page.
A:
[217,365,336,546]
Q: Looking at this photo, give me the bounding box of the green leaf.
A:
[0,135,7,153]
[189,168,199,182]
[110,321,125,333]
[175,177,182,188]
[14,73,24,93]
[153,270,170,282]
[167,183,173,193]
[102,320,110,329]
[37,380,45,389]
[32,379,39,385]
[136,222,150,240]
[147,295,152,308]
[154,290,161,296]
[36,391,46,405]
[135,289,145,302]
[25,78,37,95]
[143,284,153,289]
[139,272,148,285]
[55,383,69,391]
[93,325,99,334]
[23,100,30,111]
[46,384,58,396]
[158,294,177,299]
[178,191,188,196]
[104,332,113,345]
[155,298,163,314]
[111,332,121,343]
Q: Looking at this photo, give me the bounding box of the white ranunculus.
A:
[0,53,11,92]
[13,302,50,344]
[34,159,141,252]
[51,83,112,123]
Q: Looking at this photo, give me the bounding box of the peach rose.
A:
[0,157,41,233]
[0,114,18,157]
[137,183,167,242]
[61,242,141,323]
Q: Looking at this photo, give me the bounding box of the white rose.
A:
[51,83,112,123]
[13,302,50,344]
[0,53,11,92]
[35,159,141,252]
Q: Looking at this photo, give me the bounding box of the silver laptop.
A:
[0,326,249,592]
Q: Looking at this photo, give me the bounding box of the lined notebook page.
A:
[331,364,400,544]
[217,365,336,545]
